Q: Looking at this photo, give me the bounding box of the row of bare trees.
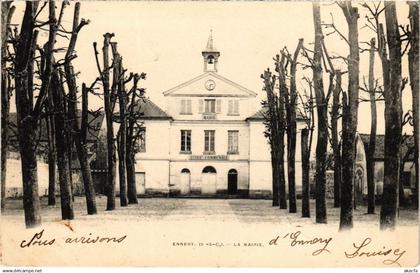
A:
[1,1,146,228]
[262,1,419,230]
[93,33,146,210]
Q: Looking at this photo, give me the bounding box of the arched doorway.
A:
[180,168,191,194]
[354,167,364,207]
[202,166,217,194]
[228,169,238,195]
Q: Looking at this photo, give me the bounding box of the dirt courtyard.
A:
[1,196,419,267]
[2,196,418,228]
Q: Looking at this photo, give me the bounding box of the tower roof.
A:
[204,29,217,52]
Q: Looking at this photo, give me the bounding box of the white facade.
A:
[133,35,305,197]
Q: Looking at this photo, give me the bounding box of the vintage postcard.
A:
[0,0,419,269]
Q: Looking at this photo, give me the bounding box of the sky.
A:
[9,1,414,135]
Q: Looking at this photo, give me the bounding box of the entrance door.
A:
[180,168,191,194]
[135,172,146,195]
[228,169,238,195]
[202,166,217,194]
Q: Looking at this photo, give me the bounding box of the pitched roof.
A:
[8,111,104,143]
[162,72,257,97]
[246,107,306,121]
[359,134,415,161]
[134,98,172,120]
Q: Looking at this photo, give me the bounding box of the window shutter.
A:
[216,99,221,113]
[228,100,233,114]
[199,99,204,113]
[181,99,185,114]
[187,100,192,114]
[234,100,239,114]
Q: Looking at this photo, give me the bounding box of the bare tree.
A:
[13,1,46,227]
[379,2,403,230]
[45,103,56,206]
[261,70,280,207]
[126,74,144,204]
[94,33,117,211]
[298,77,315,218]
[366,38,377,214]
[408,1,419,209]
[64,2,97,215]
[274,54,288,210]
[111,42,128,207]
[300,128,310,217]
[283,39,304,213]
[51,67,74,220]
[319,35,341,210]
[1,2,15,210]
[330,70,342,208]
[337,1,359,231]
[262,65,286,209]
[362,1,406,228]
[312,2,328,223]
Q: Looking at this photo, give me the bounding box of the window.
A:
[228,130,239,154]
[135,129,146,153]
[204,99,216,113]
[180,99,192,115]
[180,130,191,153]
[204,130,215,153]
[228,100,239,115]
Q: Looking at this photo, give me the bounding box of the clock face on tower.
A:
[205,79,216,91]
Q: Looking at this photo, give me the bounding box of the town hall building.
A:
[132,33,306,198]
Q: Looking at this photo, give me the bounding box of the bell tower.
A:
[202,30,220,72]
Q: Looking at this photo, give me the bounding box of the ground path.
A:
[2,196,418,227]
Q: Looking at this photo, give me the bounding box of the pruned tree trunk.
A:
[312,2,327,223]
[126,75,141,204]
[111,42,128,207]
[380,2,402,230]
[331,71,341,208]
[286,104,296,212]
[14,2,42,228]
[408,2,419,209]
[275,55,288,210]
[46,111,56,206]
[51,68,74,220]
[367,38,376,214]
[301,128,310,218]
[276,103,287,210]
[1,2,14,211]
[117,129,128,207]
[81,84,98,214]
[64,2,97,215]
[126,154,137,204]
[67,108,74,201]
[338,2,359,231]
[262,68,285,208]
[340,92,353,230]
[270,149,279,206]
[285,39,303,213]
[99,33,117,211]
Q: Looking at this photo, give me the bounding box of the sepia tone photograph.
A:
[0,0,419,269]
